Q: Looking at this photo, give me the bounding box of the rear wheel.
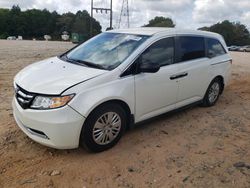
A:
[80,103,127,152]
[201,78,222,107]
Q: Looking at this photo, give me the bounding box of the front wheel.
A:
[201,78,222,107]
[80,103,127,152]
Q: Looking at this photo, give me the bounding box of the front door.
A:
[135,37,179,122]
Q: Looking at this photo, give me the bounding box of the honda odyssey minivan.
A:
[13,28,232,152]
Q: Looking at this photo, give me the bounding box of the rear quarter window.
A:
[207,38,226,58]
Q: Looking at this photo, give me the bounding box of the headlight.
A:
[31,94,75,109]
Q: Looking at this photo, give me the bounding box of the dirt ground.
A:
[0,40,250,188]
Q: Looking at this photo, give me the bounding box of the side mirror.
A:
[207,51,215,58]
[139,59,160,73]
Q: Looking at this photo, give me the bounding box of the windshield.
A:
[66,32,149,70]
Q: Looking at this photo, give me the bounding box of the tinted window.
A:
[207,38,226,58]
[141,37,174,66]
[178,36,205,62]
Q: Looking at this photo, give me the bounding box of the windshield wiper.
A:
[63,55,106,70]
[73,59,106,70]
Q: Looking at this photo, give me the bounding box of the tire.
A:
[201,78,222,107]
[80,103,127,152]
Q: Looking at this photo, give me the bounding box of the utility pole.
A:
[90,0,93,36]
[110,0,112,30]
[90,0,113,36]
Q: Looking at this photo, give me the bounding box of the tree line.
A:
[0,5,102,40]
[198,20,250,46]
[0,6,250,46]
[145,17,250,46]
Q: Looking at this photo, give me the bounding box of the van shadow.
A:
[131,102,200,132]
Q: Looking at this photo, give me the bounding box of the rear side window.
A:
[207,38,226,58]
[178,36,205,62]
[141,37,174,66]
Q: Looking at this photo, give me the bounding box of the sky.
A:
[0,0,250,30]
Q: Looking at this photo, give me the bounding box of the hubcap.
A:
[92,112,121,145]
[208,82,220,103]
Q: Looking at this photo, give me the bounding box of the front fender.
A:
[66,77,135,119]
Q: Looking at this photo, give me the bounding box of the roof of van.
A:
[106,27,221,38]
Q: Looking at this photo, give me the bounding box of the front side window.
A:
[207,38,226,58]
[66,33,149,70]
[141,37,174,66]
[178,36,205,62]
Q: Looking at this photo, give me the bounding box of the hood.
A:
[15,57,107,95]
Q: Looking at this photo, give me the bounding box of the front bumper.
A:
[12,98,85,149]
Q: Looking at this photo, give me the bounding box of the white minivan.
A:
[13,28,232,152]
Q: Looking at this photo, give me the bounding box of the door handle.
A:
[170,72,188,80]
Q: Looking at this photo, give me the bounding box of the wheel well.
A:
[214,75,224,94]
[88,100,134,130]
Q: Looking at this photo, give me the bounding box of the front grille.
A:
[15,85,35,109]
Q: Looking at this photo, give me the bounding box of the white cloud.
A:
[0,0,35,9]
[242,12,250,25]
[193,0,250,27]
[193,0,230,24]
